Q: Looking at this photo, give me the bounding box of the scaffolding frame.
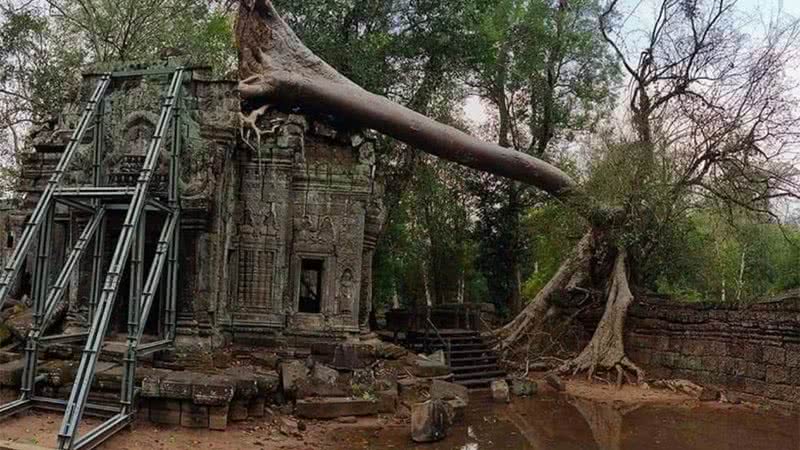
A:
[0,67,187,450]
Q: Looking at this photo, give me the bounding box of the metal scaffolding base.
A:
[0,67,188,449]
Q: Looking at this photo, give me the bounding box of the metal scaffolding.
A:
[0,67,187,450]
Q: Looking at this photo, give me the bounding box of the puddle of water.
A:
[327,394,800,450]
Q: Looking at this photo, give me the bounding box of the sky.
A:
[463,0,800,126]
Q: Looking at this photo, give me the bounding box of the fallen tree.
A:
[235,0,800,383]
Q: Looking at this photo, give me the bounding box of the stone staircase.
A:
[406,329,506,388]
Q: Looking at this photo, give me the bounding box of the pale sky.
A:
[462,0,800,127]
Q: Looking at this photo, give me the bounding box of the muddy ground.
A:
[1,378,798,450]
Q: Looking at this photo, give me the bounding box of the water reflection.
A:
[329,393,800,450]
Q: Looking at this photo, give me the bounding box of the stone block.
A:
[409,357,449,378]
[209,404,229,431]
[789,368,800,386]
[253,371,280,394]
[296,379,348,399]
[280,360,309,394]
[763,346,786,365]
[411,400,448,443]
[311,363,338,385]
[510,378,537,397]
[160,372,195,400]
[730,344,762,363]
[765,384,797,402]
[180,402,209,428]
[141,375,161,397]
[149,399,182,425]
[444,398,467,424]
[376,388,398,414]
[786,345,800,368]
[229,398,249,422]
[295,397,379,419]
[250,352,280,369]
[332,344,365,370]
[766,365,788,384]
[545,373,566,392]
[491,380,510,403]
[248,397,266,418]
[430,380,469,404]
[0,359,23,387]
[699,386,721,402]
[192,375,235,406]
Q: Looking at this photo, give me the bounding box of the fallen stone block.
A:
[545,373,566,392]
[510,378,537,397]
[295,397,379,419]
[410,358,450,378]
[280,360,309,394]
[0,359,23,387]
[311,363,339,385]
[700,386,721,402]
[430,379,469,404]
[376,387,399,413]
[491,379,510,403]
[253,371,280,394]
[411,400,448,443]
[296,379,349,399]
[445,398,467,424]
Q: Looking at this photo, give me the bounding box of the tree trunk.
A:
[495,231,594,351]
[236,0,577,200]
[559,249,644,382]
[235,0,640,382]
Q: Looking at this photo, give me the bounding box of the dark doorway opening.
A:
[299,258,323,313]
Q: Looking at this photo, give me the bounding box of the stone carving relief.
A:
[338,268,355,314]
[238,204,279,238]
[294,215,337,249]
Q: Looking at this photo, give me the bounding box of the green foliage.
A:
[46,0,236,71]
[652,213,800,304]
[373,159,488,309]
[520,201,584,300]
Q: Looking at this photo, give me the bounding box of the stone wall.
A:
[600,291,800,407]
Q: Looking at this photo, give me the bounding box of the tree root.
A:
[558,249,645,386]
[494,231,594,352]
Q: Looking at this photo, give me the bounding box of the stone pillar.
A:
[360,195,385,334]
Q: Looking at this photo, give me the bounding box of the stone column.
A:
[359,195,385,334]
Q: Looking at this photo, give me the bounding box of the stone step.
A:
[448,349,494,356]
[451,363,501,373]
[453,369,506,382]
[455,376,507,388]
[453,370,506,381]
[450,355,497,369]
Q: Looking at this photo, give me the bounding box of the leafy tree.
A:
[467,0,619,315]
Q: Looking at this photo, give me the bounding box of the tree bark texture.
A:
[236,0,577,200]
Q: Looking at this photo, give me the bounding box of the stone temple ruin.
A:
[0,63,418,448]
[14,63,384,346]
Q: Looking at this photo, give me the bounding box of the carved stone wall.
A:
[14,63,384,349]
[227,111,384,338]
